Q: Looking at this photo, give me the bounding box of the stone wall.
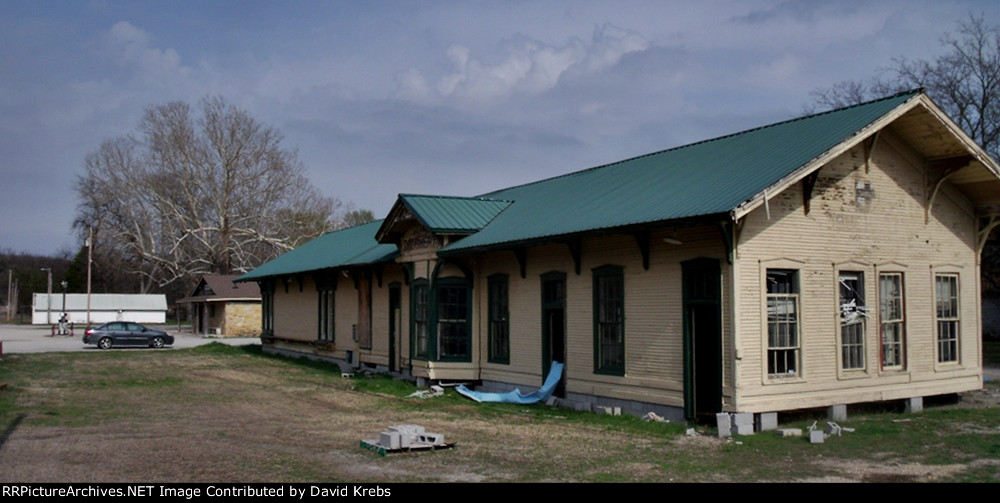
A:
[224,301,262,337]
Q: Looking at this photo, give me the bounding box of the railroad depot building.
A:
[238,90,1000,421]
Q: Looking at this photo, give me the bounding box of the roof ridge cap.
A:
[399,193,513,203]
[479,88,924,197]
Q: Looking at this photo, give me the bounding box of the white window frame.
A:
[765,268,800,378]
[838,271,867,372]
[878,272,905,370]
[934,273,960,364]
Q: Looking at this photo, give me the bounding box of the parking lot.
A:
[0,323,259,354]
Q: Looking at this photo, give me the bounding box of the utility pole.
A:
[41,267,52,324]
[86,227,93,328]
[5,269,11,322]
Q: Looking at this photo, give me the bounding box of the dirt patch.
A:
[1,349,997,482]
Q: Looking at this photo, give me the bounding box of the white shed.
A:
[31,293,168,325]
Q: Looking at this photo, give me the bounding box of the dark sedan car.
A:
[83,322,174,349]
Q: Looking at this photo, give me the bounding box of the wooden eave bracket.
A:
[399,262,413,286]
[802,170,820,216]
[925,155,972,224]
[978,214,1000,258]
[567,240,582,275]
[631,232,650,271]
[514,247,527,279]
[863,131,880,174]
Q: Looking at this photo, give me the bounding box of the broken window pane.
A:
[839,272,866,371]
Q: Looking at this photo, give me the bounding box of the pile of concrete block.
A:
[716,412,778,437]
[361,424,453,455]
[379,424,445,449]
[807,421,856,444]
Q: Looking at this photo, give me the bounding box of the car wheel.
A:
[150,336,164,349]
[98,337,113,350]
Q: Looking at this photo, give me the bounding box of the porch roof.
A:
[236,220,398,282]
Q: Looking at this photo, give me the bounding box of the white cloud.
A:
[104,21,188,84]
[395,23,649,107]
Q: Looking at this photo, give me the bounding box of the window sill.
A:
[764,373,805,385]
[836,369,870,380]
[594,368,626,377]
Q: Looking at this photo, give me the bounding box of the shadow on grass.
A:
[0,414,26,452]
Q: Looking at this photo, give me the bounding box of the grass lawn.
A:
[0,343,998,482]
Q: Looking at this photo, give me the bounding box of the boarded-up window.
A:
[766,269,799,376]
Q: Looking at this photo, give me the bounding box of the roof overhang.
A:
[730,92,1000,221]
[437,212,729,257]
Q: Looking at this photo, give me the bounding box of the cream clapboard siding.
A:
[273,275,318,342]
[359,267,406,367]
[474,226,732,408]
[734,129,982,412]
[334,275,357,358]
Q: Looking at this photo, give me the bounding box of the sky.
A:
[2,0,999,256]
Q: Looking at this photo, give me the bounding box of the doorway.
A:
[388,284,400,373]
[541,272,567,398]
[682,258,722,420]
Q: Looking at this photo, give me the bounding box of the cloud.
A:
[103,21,188,84]
[394,23,649,108]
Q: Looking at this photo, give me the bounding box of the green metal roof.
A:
[236,219,398,282]
[439,89,922,254]
[398,194,513,234]
[239,90,926,279]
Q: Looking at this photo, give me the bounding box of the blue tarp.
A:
[455,362,564,404]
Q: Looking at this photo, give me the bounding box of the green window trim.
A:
[316,273,337,343]
[411,279,430,360]
[436,277,472,362]
[317,289,335,342]
[260,280,275,336]
[593,265,625,376]
[488,273,510,364]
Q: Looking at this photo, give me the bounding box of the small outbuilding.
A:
[178,274,261,337]
[31,293,168,325]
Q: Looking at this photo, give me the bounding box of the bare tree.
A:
[342,208,377,228]
[809,14,1000,159]
[76,96,344,292]
[809,14,1000,293]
